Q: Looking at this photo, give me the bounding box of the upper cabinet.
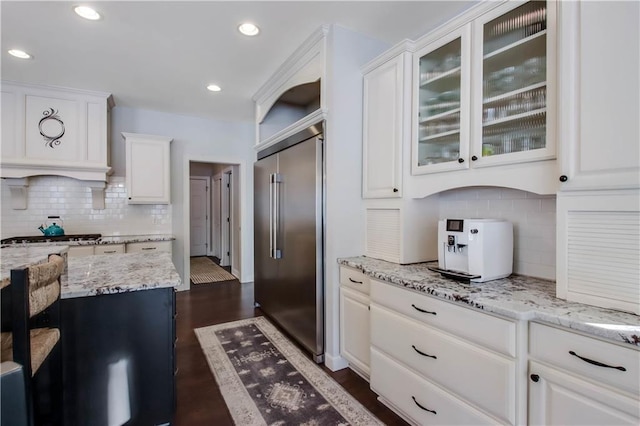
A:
[1,81,113,181]
[362,46,412,198]
[406,0,558,197]
[557,0,640,191]
[253,26,327,150]
[122,132,172,204]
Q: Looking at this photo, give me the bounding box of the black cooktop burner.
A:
[1,234,102,244]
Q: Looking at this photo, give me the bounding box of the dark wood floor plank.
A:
[175,280,407,425]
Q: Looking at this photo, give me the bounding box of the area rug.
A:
[195,317,383,426]
[190,256,236,284]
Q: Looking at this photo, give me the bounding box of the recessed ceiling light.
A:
[207,84,222,92]
[238,23,260,36]
[74,5,101,20]
[8,49,32,59]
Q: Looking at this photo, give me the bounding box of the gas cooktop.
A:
[0,234,102,244]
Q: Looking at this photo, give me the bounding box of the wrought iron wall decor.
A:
[39,108,65,148]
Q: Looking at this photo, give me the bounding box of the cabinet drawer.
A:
[67,246,94,257]
[126,241,172,254]
[371,279,516,356]
[94,244,125,255]
[371,348,497,426]
[339,287,370,377]
[529,322,640,396]
[339,266,370,295]
[371,304,515,424]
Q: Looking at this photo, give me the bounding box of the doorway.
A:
[189,177,210,257]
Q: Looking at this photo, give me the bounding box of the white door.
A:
[190,178,208,256]
[212,176,222,258]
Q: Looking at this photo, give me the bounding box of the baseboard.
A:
[324,352,349,371]
[232,267,240,278]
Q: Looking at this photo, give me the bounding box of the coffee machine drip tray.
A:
[427,266,481,283]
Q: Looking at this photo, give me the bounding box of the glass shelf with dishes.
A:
[416,34,465,170]
[476,0,552,163]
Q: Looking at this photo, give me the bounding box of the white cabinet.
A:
[339,266,370,378]
[94,244,125,255]
[369,279,523,425]
[556,190,640,314]
[125,241,172,254]
[122,133,172,204]
[528,322,640,425]
[362,48,411,198]
[67,246,95,258]
[557,1,640,191]
[1,81,113,181]
[407,0,558,197]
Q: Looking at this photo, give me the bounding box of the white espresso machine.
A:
[429,218,513,282]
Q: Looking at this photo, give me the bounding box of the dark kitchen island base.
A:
[62,287,176,425]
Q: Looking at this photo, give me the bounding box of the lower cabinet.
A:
[126,240,172,253]
[67,246,95,258]
[93,244,125,255]
[369,278,521,425]
[67,241,172,257]
[62,288,176,425]
[528,322,640,425]
[339,266,370,378]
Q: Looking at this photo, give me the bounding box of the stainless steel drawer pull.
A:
[348,278,363,284]
[104,250,116,254]
[141,247,156,250]
[412,345,437,359]
[412,396,436,415]
[569,351,626,371]
[411,304,436,315]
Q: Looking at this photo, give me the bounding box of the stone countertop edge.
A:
[62,251,181,299]
[1,245,70,289]
[77,234,176,245]
[338,256,640,348]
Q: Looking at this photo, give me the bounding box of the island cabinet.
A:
[62,288,176,426]
[528,322,640,425]
[338,266,371,378]
[405,0,558,198]
[369,279,523,425]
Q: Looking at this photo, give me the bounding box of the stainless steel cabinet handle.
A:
[569,351,626,371]
[142,247,156,251]
[104,250,116,254]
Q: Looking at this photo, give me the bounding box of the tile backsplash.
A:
[439,187,556,280]
[1,176,171,238]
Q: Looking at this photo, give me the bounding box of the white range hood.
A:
[1,81,114,209]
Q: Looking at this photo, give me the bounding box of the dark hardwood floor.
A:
[175,280,408,425]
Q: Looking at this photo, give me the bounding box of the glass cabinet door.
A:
[413,26,470,175]
[473,0,555,166]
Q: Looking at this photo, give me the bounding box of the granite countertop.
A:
[338,256,640,347]
[63,251,181,299]
[0,245,69,289]
[0,234,175,248]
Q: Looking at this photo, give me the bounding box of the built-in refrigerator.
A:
[254,122,324,362]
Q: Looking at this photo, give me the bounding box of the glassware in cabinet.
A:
[475,0,554,163]
[414,26,470,173]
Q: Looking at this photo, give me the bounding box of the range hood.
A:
[1,81,114,209]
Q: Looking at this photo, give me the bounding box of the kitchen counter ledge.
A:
[0,245,69,289]
[64,251,181,299]
[338,256,640,347]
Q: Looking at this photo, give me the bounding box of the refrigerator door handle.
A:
[271,173,282,259]
[269,173,274,258]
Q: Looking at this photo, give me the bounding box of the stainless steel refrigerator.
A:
[254,122,324,363]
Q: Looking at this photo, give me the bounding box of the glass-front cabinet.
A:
[413,25,471,174]
[413,0,555,175]
[472,0,555,167]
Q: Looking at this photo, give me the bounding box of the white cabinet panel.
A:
[122,133,172,204]
[125,241,172,254]
[68,246,94,258]
[558,1,640,190]
[529,361,640,425]
[339,287,370,377]
[94,244,125,255]
[362,52,409,198]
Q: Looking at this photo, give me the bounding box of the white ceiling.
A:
[1,1,476,122]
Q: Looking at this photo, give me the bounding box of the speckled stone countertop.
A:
[63,251,181,299]
[0,234,175,248]
[1,245,69,289]
[338,256,640,347]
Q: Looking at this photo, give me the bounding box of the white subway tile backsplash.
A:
[439,186,556,280]
[1,176,172,238]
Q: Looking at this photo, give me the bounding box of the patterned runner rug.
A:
[195,317,383,426]
[190,256,236,284]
